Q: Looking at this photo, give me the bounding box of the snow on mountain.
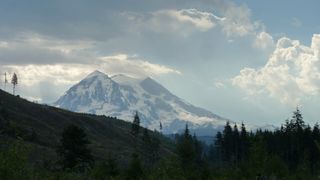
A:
[55,70,232,135]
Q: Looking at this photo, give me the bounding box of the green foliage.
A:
[146,157,185,180]
[0,141,30,180]
[57,124,93,172]
[177,124,195,169]
[132,111,141,136]
[142,128,161,164]
[142,128,150,143]
[3,89,320,179]
[91,157,119,180]
[126,153,144,180]
[211,107,320,179]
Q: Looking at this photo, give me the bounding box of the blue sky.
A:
[0,0,320,126]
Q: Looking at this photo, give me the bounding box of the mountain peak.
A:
[111,74,143,85]
[55,71,231,135]
[86,70,108,79]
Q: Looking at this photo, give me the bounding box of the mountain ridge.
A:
[55,70,232,136]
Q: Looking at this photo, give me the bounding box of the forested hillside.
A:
[0,89,174,179]
[1,88,320,179]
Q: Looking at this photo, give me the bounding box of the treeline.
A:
[209,107,320,179]
[1,108,320,179]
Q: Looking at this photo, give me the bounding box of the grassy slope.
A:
[0,89,175,165]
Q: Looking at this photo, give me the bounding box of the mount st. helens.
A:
[54,70,231,135]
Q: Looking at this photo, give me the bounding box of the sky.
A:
[0,0,320,126]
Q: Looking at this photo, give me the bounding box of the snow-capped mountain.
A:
[55,70,231,135]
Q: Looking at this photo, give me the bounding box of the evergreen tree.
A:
[57,125,93,172]
[222,121,233,162]
[11,73,18,95]
[214,131,223,163]
[233,124,240,164]
[247,137,268,177]
[131,111,140,136]
[291,107,305,131]
[311,123,320,171]
[240,122,249,161]
[159,122,163,132]
[177,124,195,169]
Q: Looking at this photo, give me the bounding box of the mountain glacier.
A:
[55,70,232,135]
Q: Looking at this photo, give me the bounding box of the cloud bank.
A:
[233,34,320,105]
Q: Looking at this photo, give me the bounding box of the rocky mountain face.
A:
[55,70,231,135]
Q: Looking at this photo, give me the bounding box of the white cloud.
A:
[126,8,224,36]
[2,64,93,86]
[233,34,320,105]
[253,31,275,50]
[0,33,181,102]
[100,54,181,77]
[1,53,180,86]
[0,52,181,101]
[220,3,257,37]
[152,9,222,32]
[124,7,265,39]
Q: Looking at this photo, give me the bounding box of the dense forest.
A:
[1,88,320,179]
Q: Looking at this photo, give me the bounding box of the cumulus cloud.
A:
[232,34,320,105]
[253,31,275,50]
[219,3,257,37]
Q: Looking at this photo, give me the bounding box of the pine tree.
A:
[222,121,233,162]
[57,125,93,171]
[177,124,195,168]
[131,111,140,136]
[233,124,240,164]
[159,122,163,132]
[4,72,8,91]
[291,107,305,131]
[214,131,224,163]
[240,122,249,161]
[11,73,18,95]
